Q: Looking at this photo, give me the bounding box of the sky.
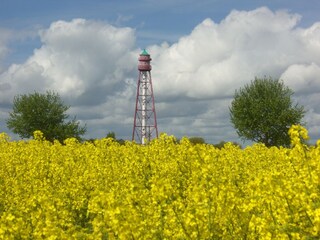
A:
[0,0,320,145]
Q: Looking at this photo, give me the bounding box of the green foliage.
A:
[213,141,227,149]
[188,137,206,145]
[106,131,125,145]
[6,91,86,142]
[229,76,305,147]
[85,131,126,145]
[212,141,242,149]
[106,131,116,139]
[116,139,126,145]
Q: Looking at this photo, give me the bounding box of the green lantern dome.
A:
[140,49,149,55]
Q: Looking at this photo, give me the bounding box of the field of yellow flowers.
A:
[0,125,319,239]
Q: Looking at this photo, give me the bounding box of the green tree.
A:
[229,76,305,147]
[213,141,242,149]
[188,137,206,145]
[6,91,86,142]
[106,131,126,145]
[106,131,116,139]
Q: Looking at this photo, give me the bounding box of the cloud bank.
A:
[0,7,319,143]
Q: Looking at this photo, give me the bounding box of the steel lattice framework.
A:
[132,50,158,144]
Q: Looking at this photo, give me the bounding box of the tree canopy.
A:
[229,76,305,147]
[6,91,86,142]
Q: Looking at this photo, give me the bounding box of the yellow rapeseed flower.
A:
[0,124,319,238]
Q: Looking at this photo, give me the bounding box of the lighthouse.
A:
[132,49,158,144]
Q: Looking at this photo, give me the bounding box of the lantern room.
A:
[138,49,152,71]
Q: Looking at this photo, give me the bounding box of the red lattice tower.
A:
[132,49,158,144]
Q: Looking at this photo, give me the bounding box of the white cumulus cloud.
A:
[281,63,320,94]
[0,19,137,103]
[151,7,308,100]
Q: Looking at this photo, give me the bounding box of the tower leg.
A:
[133,71,158,144]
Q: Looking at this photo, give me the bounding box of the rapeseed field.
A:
[0,125,319,239]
